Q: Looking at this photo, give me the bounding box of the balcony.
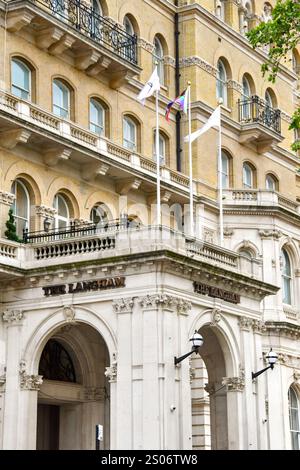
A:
[238,96,283,153]
[223,189,300,216]
[0,90,190,201]
[4,0,140,88]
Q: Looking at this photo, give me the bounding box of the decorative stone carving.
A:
[84,386,106,401]
[258,229,282,239]
[238,316,253,331]
[35,205,57,219]
[177,299,191,315]
[265,321,300,340]
[204,383,215,395]
[203,228,215,244]
[104,361,117,383]
[112,297,134,314]
[137,37,154,53]
[63,305,76,323]
[139,294,191,314]
[179,56,217,77]
[2,309,24,323]
[222,375,245,392]
[293,371,300,383]
[163,56,175,67]
[189,358,196,383]
[223,228,234,238]
[252,320,267,334]
[210,308,222,327]
[0,191,16,206]
[19,361,43,391]
[227,79,243,94]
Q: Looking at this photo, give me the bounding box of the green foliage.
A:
[247,0,300,151]
[5,209,21,242]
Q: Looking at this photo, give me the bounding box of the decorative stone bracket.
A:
[139,294,191,315]
[19,361,43,391]
[2,309,24,323]
[112,298,134,314]
[104,361,117,383]
[222,375,245,392]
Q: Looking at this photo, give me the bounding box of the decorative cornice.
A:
[238,316,253,331]
[19,361,43,391]
[179,56,217,77]
[227,79,243,94]
[112,297,134,314]
[252,320,267,334]
[265,321,300,340]
[2,309,24,323]
[281,111,292,124]
[283,305,299,321]
[104,360,117,383]
[0,191,15,206]
[137,37,154,53]
[35,205,57,219]
[163,55,175,67]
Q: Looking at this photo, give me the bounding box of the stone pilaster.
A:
[35,205,57,231]
[0,191,15,238]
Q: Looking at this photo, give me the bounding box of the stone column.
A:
[238,316,257,449]
[104,356,117,450]
[266,355,286,449]
[113,297,134,450]
[0,191,15,238]
[2,309,24,449]
[222,372,245,449]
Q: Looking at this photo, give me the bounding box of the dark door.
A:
[36,404,60,450]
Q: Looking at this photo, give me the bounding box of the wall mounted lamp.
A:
[174,331,203,365]
[252,349,278,380]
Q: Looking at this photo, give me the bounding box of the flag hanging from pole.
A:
[137,67,160,105]
[184,106,220,143]
[165,88,189,122]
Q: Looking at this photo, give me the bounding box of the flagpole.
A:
[156,88,161,226]
[187,82,194,237]
[218,101,224,246]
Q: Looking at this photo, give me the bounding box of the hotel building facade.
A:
[0,0,299,450]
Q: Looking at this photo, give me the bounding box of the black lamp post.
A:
[252,348,278,380]
[174,331,204,365]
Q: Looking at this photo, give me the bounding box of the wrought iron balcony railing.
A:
[238,95,281,134]
[33,0,138,65]
[22,217,140,243]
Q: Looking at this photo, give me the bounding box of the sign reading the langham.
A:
[193,281,240,304]
[43,277,126,297]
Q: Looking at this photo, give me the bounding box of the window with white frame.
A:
[53,79,70,119]
[123,16,135,61]
[288,387,300,450]
[281,248,292,305]
[243,163,253,189]
[11,179,30,238]
[153,131,166,165]
[266,174,277,191]
[265,89,274,108]
[241,75,251,120]
[221,151,230,189]
[90,204,110,226]
[53,194,70,230]
[153,37,164,85]
[11,58,31,100]
[123,116,137,151]
[216,60,227,106]
[90,98,105,136]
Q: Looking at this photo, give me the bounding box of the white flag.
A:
[137,67,160,105]
[184,106,220,143]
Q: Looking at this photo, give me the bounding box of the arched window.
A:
[241,75,251,120]
[39,339,76,383]
[216,60,227,106]
[292,50,300,75]
[281,248,292,305]
[153,131,167,165]
[243,162,254,189]
[89,98,105,136]
[265,89,274,108]
[124,16,134,36]
[153,36,164,85]
[221,150,230,189]
[53,79,70,119]
[11,58,31,100]
[239,249,253,259]
[266,174,278,191]
[262,2,273,23]
[122,16,135,61]
[11,179,30,238]
[244,2,253,33]
[90,203,110,225]
[288,387,300,450]
[123,116,137,151]
[92,0,102,15]
[53,193,70,230]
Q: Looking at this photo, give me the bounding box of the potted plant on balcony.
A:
[5,209,21,243]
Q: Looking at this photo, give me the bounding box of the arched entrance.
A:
[191,325,229,450]
[36,323,110,450]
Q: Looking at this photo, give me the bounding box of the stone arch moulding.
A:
[23,305,117,375]
[189,308,241,378]
[234,240,260,258]
[279,237,300,266]
[4,164,43,204]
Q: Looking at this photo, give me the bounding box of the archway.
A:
[36,323,110,450]
[191,325,229,450]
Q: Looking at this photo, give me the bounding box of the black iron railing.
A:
[33,0,138,65]
[238,95,281,134]
[23,217,138,243]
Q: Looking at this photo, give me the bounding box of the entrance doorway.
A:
[36,323,110,450]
